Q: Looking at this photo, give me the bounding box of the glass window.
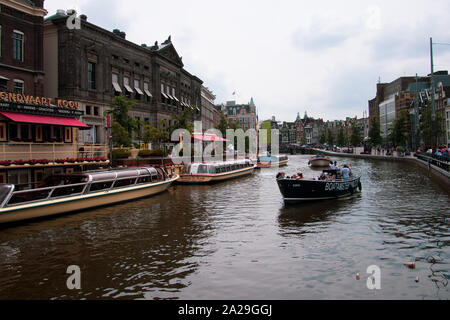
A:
[88,62,96,90]
[85,105,91,115]
[13,31,24,61]
[13,80,24,94]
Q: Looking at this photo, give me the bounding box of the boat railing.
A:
[4,171,162,208]
[6,181,89,207]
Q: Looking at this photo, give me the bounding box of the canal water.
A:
[0,155,449,300]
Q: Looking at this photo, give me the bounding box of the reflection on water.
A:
[0,155,448,299]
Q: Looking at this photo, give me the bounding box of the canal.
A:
[0,155,449,299]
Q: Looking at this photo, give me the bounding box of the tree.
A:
[388,110,410,147]
[337,126,346,147]
[171,107,194,133]
[319,131,326,145]
[326,128,334,146]
[368,116,382,146]
[216,113,229,137]
[105,96,137,147]
[350,125,363,147]
[111,122,131,146]
[420,102,445,148]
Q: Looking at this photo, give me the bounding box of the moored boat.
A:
[276,169,361,202]
[177,159,255,184]
[308,154,331,167]
[257,155,288,168]
[0,167,178,224]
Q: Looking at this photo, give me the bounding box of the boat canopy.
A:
[186,160,253,174]
[258,155,288,162]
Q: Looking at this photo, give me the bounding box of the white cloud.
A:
[44,0,450,122]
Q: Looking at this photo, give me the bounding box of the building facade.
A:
[43,10,203,147]
[0,2,108,188]
[0,0,47,96]
[200,86,220,132]
[218,98,258,131]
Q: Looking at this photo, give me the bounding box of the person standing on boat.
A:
[341,164,351,180]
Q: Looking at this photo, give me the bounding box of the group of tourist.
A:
[276,160,353,181]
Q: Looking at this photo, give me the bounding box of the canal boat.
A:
[276,169,361,202]
[308,154,331,167]
[177,159,255,184]
[0,167,178,224]
[257,155,289,168]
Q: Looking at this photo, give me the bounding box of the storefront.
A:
[0,91,109,189]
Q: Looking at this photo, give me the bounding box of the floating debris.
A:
[356,273,360,280]
[404,262,415,269]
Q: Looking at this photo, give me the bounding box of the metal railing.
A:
[415,152,450,172]
[0,143,108,161]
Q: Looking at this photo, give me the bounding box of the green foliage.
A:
[111,122,131,146]
[112,149,131,161]
[337,126,346,147]
[319,131,326,145]
[171,107,194,133]
[216,113,229,137]
[326,128,334,146]
[350,125,362,147]
[106,96,137,147]
[143,123,169,147]
[138,148,168,157]
[260,121,272,145]
[368,116,382,146]
[388,110,410,147]
[420,102,445,148]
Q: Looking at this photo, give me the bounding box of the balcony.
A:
[0,142,108,163]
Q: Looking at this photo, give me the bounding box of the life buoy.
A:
[358,181,362,191]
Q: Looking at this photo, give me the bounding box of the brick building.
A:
[43,10,203,146]
[0,0,47,96]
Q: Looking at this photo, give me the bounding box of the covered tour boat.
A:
[0,167,178,224]
[257,155,289,168]
[177,159,255,184]
[276,169,361,202]
[308,154,332,167]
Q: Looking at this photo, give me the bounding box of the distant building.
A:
[219,98,258,131]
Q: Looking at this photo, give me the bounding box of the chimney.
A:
[80,14,87,21]
[113,29,121,36]
[56,9,66,16]
[120,31,126,39]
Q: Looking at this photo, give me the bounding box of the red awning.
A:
[193,134,228,141]
[0,112,89,128]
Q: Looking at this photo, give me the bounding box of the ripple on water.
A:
[0,155,448,299]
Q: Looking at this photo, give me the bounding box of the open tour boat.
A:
[177,159,255,184]
[0,167,178,224]
[308,154,332,167]
[257,155,289,168]
[276,169,361,202]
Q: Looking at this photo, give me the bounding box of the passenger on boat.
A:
[330,161,338,170]
[341,164,351,180]
[296,172,303,180]
[276,172,286,180]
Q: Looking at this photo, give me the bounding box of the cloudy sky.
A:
[45,0,450,122]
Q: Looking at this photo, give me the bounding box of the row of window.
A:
[0,26,24,61]
[0,123,72,143]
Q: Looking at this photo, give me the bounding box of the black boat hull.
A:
[277,177,361,202]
